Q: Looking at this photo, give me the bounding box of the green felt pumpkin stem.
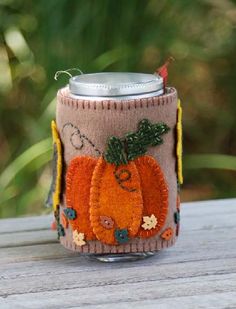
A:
[104,119,170,165]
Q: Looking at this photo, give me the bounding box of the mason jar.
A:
[48,72,182,262]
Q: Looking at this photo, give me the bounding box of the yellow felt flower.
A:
[141,214,158,230]
[73,230,86,246]
[176,100,183,184]
[51,120,63,210]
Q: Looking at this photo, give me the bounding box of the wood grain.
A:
[0,199,235,309]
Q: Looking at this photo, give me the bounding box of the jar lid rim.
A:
[69,72,163,97]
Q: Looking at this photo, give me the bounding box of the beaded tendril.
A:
[104,119,170,166]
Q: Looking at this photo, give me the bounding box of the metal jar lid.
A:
[69,72,163,99]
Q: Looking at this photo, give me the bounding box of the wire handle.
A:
[54,68,83,81]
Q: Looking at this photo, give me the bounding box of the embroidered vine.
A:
[62,122,102,155]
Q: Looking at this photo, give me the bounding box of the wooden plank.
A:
[73,293,236,309]
[0,199,235,308]
[182,197,236,213]
[0,255,235,296]
[68,293,236,309]
[0,215,52,234]
[0,230,56,248]
[0,273,236,308]
[1,293,236,309]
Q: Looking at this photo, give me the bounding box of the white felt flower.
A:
[141,214,158,230]
[73,230,86,246]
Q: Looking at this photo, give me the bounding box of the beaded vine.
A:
[104,119,170,166]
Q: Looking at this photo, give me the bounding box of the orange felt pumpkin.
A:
[66,156,97,240]
[135,156,168,238]
[65,119,170,246]
[90,157,143,245]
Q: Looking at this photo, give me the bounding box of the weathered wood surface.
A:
[0,199,235,309]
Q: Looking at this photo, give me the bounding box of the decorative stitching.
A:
[113,166,137,192]
[104,119,170,165]
[60,232,176,253]
[135,156,169,238]
[104,136,127,165]
[126,119,170,161]
[71,131,84,150]
[57,87,177,111]
[62,122,102,155]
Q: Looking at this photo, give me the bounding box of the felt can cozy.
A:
[47,71,183,256]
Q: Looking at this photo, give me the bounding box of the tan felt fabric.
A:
[56,86,178,253]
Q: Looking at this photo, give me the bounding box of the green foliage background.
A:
[0,0,236,218]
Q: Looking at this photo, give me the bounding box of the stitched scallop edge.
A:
[135,155,169,238]
[60,231,177,253]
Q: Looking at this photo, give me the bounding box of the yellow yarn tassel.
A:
[51,120,63,210]
[176,100,183,184]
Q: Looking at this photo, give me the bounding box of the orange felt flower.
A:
[161,227,174,241]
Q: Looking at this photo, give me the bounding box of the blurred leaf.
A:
[0,185,18,205]
[4,26,34,64]
[91,46,131,70]
[185,154,236,171]
[0,45,12,93]
[0,138,51,191]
